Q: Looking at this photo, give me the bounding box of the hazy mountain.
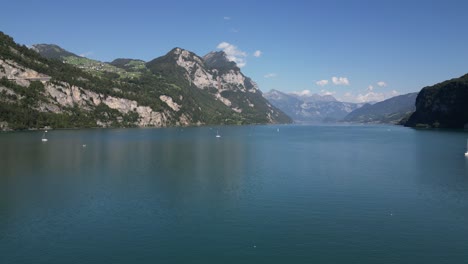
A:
[0,31,290,130]
[290,93,337,103]
[404,74,468,128]
[31,44,79,59]
[343,92,418,124]
[263,89,361,123]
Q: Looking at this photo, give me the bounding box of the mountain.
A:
[343,92,418,124]
[31,44,79,59]
[404,74,468,128]
[290,93,337,103]
[146,48,291,124]
[0,31,290,131]
[263,89,361,123]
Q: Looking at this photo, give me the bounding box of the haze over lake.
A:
[1,125,468,263]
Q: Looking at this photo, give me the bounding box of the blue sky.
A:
[1,0,468,102]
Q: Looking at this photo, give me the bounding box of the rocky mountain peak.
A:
[203,51,238,71]
[164,47,203,65]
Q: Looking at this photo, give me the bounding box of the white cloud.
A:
[264,73,276,78]
[291,90,312,96]
[341,90,400,103]
[320,89,336,96]
[368,85,374,91]
[356,92,386,103]
[79,51,93,58]
[224,16,231,20]
[253,50,262,57]
[356,90,400,103]
[217,42,247,67]
[291,89,336,97]
[332,76,350,85]
[316,80,329,87]
[377,81,387,87]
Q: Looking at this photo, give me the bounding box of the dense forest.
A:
[404,74,468,128]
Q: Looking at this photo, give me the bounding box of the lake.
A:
[1,125,468,263]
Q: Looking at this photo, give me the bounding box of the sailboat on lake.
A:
[41,130,48,142]
[216,130,221,138]
[465,139,468,157]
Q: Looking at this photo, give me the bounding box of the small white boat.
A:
[216,130,221,138]
[465,139,468,157]
[41,130,48,142]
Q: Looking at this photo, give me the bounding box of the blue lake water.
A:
[1,125,468,263]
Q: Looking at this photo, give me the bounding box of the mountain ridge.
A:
[343,92,418,124]
[31,44,80,59]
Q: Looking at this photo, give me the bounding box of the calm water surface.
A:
[1,125,468,263]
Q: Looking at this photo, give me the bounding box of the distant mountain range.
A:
[404,74,468,128]
[343,93,418,124]
[263,89,362,123]
[263,88,422,125]
[0,31,290,130]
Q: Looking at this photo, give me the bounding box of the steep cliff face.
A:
[405,74,468,128]
[0,59,50,83]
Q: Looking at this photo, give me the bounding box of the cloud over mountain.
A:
[217,42,247,67]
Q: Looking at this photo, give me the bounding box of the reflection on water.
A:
[1,125,468,263]
[1,128,255,217]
